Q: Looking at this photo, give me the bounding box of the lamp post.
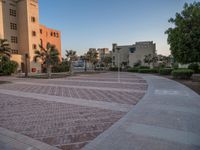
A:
[116,47,121,83]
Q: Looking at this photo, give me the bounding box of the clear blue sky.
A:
[38,0,195,57]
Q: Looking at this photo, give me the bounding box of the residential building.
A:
[39,24,61,60]
[112,41,156,67]
[0,0,61,73]
[97,48,110,62]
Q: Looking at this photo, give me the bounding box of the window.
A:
[33,44,37,49]
[31,17,36,22]
[54,32,56,37]
[113,56,115,61]
[129,47,136,53]
[10,23,17,30]
[11,49,18,54]
[113,49,115,52]
[40,29,42,34]
[32,31,36,36]
[50,32,53,36]
[11,36,18,43]
[40,39,43,47]
[10,9,16,17]
[56,33,59,38]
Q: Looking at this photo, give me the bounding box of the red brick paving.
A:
[0,73,147,150]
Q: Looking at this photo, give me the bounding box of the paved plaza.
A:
[0,72,200,150]
[0,72,147,150]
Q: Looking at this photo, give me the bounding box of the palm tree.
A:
[0,39,11,70]
[65,50,77,75]
[151,55,158,67]
[144,54,152,67]
[86,49,98,70]
[102,56,112,69]
[0,39,11,58]
[144,54,158,67]
[34,43,59,78]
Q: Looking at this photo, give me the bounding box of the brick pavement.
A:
[0,72,147,150]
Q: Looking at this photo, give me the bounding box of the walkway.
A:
[83,74,200,150]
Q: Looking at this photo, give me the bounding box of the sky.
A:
[38,0,196,57]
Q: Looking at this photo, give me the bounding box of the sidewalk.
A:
[83,74,200,150]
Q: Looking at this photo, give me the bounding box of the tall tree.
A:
[65,50,77,75]
[34,43,59,78]
[86,49,98,69]
[102,56,112,68]
[165,2,200,64]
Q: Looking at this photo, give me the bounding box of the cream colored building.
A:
[97,48,110,62]
[112,41,156,67]
[0,0,61,73]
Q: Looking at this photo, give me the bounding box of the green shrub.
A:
[109,67,119,71]
[2,61,18,75]
[172,63,179,69]
[138,68,158,73]
[159,68,173,75]
[139,66,150,69]
[52,64,69,73]
[172,69,194,79]
[127,67,138,72]
[188,63,199,73]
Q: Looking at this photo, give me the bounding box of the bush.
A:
[139,66,150,69]
[52,64,69,73]
[172,69,194,79]
[109,67,119,71]
[138,68,158,73]
[1,61,18,75]
[127,67,138,72]
[172,63,179,69]
[188,63,199,73]
[159,68,173,75]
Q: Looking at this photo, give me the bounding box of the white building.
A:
[112,41,156,67]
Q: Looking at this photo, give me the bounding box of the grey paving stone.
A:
[83,74,200,150]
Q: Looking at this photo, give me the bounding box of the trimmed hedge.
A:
[52,64,69,73]
[109,67,118,71]
[172,69,194,79]
[188,63,199,73]
[139,66,150,69]
[138,68,158,73]
[159,68,173,75]
[127,68,138,72]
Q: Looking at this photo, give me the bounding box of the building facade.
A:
[97,48,110,62]
[112,41,156,67]
[39,24,61,60]
[0,0,61,73]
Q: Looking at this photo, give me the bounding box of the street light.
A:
[116,47,121,83]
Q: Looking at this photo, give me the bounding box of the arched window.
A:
[40,39,43,47]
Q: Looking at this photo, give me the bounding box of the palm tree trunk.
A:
[47,65,51,79]
[84,60,87,72]
[69,61,72,75]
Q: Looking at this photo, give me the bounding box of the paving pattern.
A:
[0,72,147,150]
